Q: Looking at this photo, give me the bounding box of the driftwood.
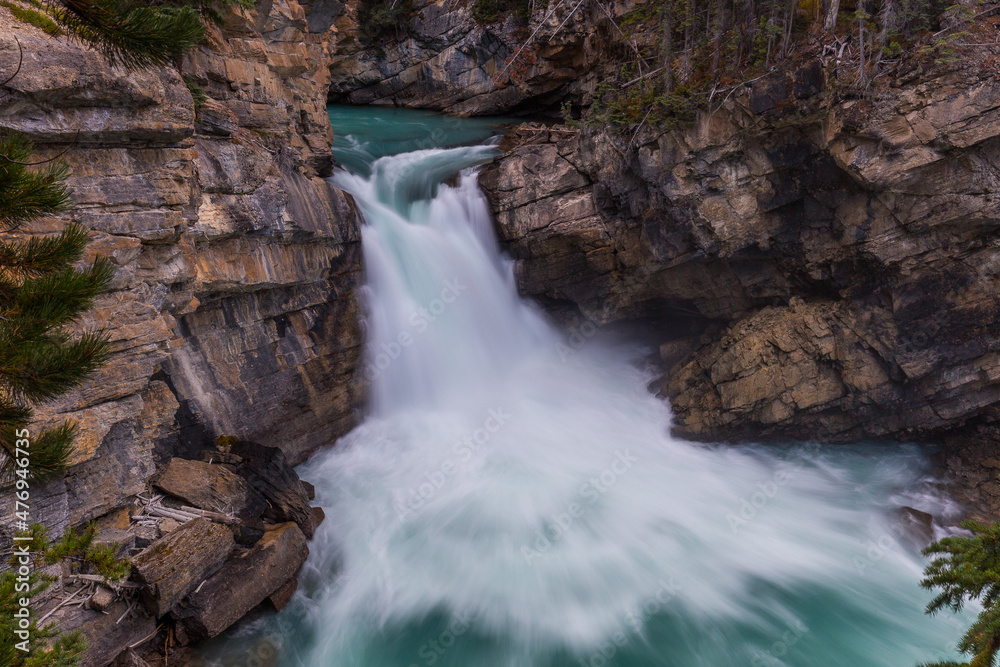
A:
[37,585,88,624]
[145,503,240,526]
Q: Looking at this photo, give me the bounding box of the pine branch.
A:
[4,257,114,329]
[49,0,205,70]
[0,224,91,281]
[921,520,1000,666]
[0,133,70,232]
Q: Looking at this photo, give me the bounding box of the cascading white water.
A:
[194,110,969,667]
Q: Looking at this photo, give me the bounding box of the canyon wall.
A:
[479,59,1000,454]
[0,0,363,546]
[326,0,627,114]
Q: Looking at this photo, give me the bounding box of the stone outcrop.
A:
[71,599,158,667]
[36,439,321,665]
[480,54,1000,447]
[226,440,316,537]
[132,517,236,617]
[327,0,624,114]
[153,458,267,519]
[172,521,309,640]
[0,0,363,551]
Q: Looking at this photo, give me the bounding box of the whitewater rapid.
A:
[194,112,968,667]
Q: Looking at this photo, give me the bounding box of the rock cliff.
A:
[479,56,1000,452]
[0,0,362,545]
[327,0,624,114]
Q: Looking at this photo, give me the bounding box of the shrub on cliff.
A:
[0,2,205,664]
[357,0,412,47]
[0,522,130,667]
[0,568,87,667]
[919,520,1000,666]
[579,0,971,133]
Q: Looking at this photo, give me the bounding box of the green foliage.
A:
[0,570,87,667]
[471,0,502,23]
[357,0,412,47]
[0,132,113,483]
[560,100,579,128]
[185,0,256,26]
[919,520,1000,666]
[46,523,131,582]
[0,1,61,34]
[592,0,967,133]
[883,38,904,58]
[50,0,205,70]
[183,74,207,114]
[589,78,702,131]
[471,0,530,24]
[0,134,70,231]
[1,525,88,667]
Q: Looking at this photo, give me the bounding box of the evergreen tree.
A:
[0,133,113,482]
[919,520,1000,667]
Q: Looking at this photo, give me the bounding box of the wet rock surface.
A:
[34,438,323,666]
[153,458,267,520]
[0,4,348,663]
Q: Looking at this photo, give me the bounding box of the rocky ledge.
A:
[480,56,1000,462]
[35,442,321,667]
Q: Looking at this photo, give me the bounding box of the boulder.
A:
[309,506,326,536]
[173,522,308,639]
[231,517,266,546]
[89,586,115,612]
[158,518,180,535]
[892,506,936,548]
[268,577,298,611]
[153,458,267,519]
[131,517,235,617]
[198,449,244,466]
[230,441,314,537]
[133,523,158,549]
[114,648,153,667]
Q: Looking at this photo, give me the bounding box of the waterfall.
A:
[194,111,968,667]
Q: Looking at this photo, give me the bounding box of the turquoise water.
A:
[328,105,515,177]
[189,107,970,667]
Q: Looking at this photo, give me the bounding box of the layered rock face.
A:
[327,0,624,114]
[0,0,362,542]
[480,57,1000,447]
